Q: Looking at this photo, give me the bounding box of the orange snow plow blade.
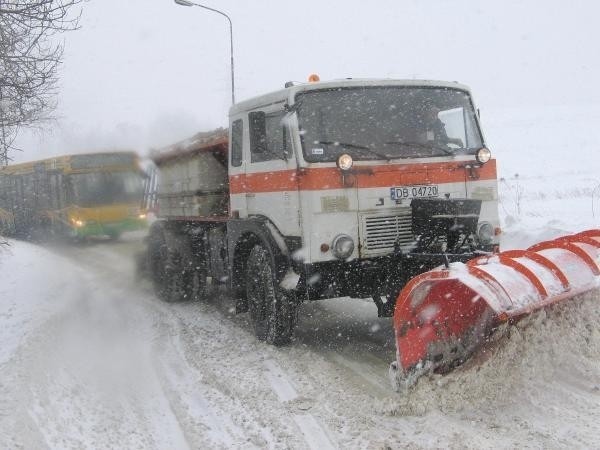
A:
[389,230,600,390]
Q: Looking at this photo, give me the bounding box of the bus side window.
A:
[231,119,243,167]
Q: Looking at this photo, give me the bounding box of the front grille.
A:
[361,209,414,256]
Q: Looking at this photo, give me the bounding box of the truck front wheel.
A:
[246,244,296,345]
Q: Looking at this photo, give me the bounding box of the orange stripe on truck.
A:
[230,159,497,194]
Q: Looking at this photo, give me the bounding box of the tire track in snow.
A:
[51,239,306,448]
[326,351,391,398]
[1,276,192,449]
[263,359,336,450]
[155,319,252,449]
[54,238,391,448]
[48,238,396,448]
[263,359,299,403]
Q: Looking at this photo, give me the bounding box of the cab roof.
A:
[0,150,138,176]
[229,78,472,116]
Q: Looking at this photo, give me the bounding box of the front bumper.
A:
[299,246,492,301]
[71,217,147,238]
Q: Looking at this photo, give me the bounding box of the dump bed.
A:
[151,128,229,219]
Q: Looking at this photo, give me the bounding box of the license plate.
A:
[390,185,439,200]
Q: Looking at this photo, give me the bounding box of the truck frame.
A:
[147,78,500,345]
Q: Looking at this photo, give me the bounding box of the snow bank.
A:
[498,172,600,243]
[0,240,84,365]
[380,291,600,438]
[485,104,600,240]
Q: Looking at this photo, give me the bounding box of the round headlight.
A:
[331,234,355,259]
[475,147,491,164]
[71,218,85,227]
[477,222,494,244]
[337,153,353,171]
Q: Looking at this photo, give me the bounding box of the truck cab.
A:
[227,78,499,313]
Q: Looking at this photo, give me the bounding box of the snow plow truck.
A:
[149,76,600,388]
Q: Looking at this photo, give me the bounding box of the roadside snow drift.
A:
[0,241,84,366]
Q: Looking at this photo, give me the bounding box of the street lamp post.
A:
[174,0,235,105]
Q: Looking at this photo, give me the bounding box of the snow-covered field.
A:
[2,105,600,448]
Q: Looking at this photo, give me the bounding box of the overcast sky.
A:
[12,0,600,162]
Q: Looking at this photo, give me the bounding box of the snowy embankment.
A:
[488,103,600,245]
[384,293,600,445]
[0,242,84,366]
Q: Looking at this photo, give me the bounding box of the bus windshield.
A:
[295,86,483,162]
[71,170,144,207]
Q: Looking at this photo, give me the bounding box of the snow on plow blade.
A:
[390,230,600,390]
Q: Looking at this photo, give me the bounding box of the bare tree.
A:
[0,0,83,165]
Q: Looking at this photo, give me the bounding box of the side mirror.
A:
[249,111,267,154]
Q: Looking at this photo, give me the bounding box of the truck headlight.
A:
[337,154,353,171]
[477,222,494,244]
[332,234,354,259]
[475,147,491,164]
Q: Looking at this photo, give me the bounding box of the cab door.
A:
[244,104,301,236]
[228,117,246,218]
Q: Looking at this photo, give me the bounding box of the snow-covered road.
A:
[2,227,600,449]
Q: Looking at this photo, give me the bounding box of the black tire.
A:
[149,231,183,303]
[149,231,166,293]
[180,256,208,302]
[149,226,208,303]
[245,244,296,345]
[162,250,188,303]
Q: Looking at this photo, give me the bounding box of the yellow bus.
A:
[0,151,148,240]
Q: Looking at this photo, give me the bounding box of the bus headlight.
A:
[332,234,355,259]
[477,222,494,244]
[138,213,147,220]
[71,219,85,227]
[475,147,491,164]
[337,154,353,171]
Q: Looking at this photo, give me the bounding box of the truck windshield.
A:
[295,86,483,162]
[71,171,145,207]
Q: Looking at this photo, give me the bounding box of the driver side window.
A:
[249,110,290,163]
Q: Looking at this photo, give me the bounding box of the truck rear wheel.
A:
[159,252,182,303]
[149,227,207,303]
[246,244,296,345]
[148,231,168,295]
[149,231,185,303]
[182,258,208,302]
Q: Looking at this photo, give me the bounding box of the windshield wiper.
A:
[314,140,391,161]
[384,140,454,156]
